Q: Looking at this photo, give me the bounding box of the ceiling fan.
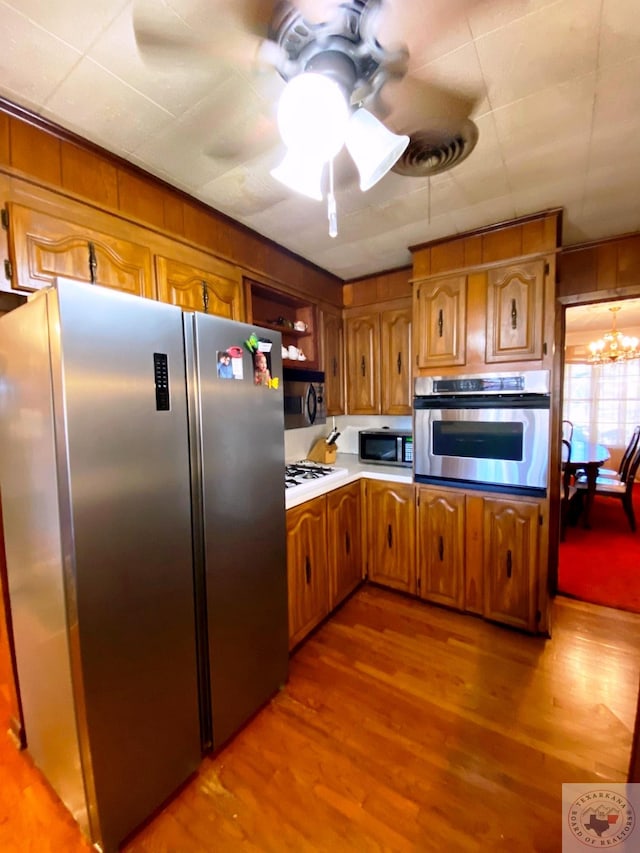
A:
[133,0,480,234]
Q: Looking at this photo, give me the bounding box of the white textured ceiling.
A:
[1,0,639,280]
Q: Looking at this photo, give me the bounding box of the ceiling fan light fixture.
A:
[270,149,325,201]
[276,72,349,161]
[345,108,409,192]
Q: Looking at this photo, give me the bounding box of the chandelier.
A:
[588,306,640,364]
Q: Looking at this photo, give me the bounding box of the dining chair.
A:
[560,438,577,540]
[562,419,574,443]
[590,425,640,483]
[575,441,640,532]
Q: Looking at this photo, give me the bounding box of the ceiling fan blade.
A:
[132,0,286,74]
[373,74,479,137]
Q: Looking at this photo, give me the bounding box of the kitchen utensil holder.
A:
[307,438,337,464]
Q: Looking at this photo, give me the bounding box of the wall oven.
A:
[413,371,550,496]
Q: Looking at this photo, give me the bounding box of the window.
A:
[563,360,640,448]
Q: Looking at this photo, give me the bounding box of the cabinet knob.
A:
[506,549,512,578]
[305,556,311,584]
[87,242,97,284]
[438,535,444,561]
[345,531,350,556]
[437,308,443,338]
[397,351,402,374]
[387,524,392,548]
[361,355,366,377]
[511,298,518,330]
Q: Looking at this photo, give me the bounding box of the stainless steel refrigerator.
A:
[0,278,288,852]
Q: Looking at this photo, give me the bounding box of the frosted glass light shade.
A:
[345,108,409,191]
[270,149,325,200]
[277,73,349,162]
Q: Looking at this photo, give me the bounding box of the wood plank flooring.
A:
[1,587,640,852]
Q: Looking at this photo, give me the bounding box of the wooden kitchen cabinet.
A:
[414,274,467,369]
[327,482,362,608]
[380,307,412,415]
[345,312,379,414]
[248,280,319,369]
[5,201,155,297]
[485,260,546,362]
[482,496,539,632]
[322,310,345,415]
[416,486,465,610]
[286,496,329,649]
[345,301,411,415]
[155,253,244,319]
[364,480,416,594]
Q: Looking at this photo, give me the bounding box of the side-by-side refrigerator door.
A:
[54,280,201,852]
[186,312,288,751]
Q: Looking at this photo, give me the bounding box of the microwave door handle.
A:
[306,384,317,424]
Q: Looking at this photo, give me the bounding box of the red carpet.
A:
[558,489,640,613]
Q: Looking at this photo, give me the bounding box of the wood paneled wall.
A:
[343,266,412,307]
[558,233,640,299]
[0,102,343,307]
[410,210,561,278]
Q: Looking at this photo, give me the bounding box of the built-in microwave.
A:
[282,368,326,430]
[359,429,413,467]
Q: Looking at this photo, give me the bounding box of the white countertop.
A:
[285,453,413,509]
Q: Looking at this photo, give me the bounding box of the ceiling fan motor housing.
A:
[270,0,396,100]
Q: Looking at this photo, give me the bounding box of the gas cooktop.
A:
[285,461,348,493]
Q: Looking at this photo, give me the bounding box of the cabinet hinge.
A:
[4,259,12,281]
[1,208,8,230]
[544,261,550,276]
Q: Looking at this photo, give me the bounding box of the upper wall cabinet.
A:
[345,311,380,414]
[345,301,412,415]
[413,274,466,369]
[485,260,546,363]
[5,202,154,298]
[322,309,345,416]
[155,254,243,319]
[248,280,319,370]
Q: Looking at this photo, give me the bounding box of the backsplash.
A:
[284,415,412,462]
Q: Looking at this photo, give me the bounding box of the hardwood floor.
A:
[1,587,640,852]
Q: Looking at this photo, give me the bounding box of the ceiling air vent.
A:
[392,120,478,177]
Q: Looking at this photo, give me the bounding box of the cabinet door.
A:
[380,306,412,415]
[345,313,380,414]
[323,311,345,415]
[327,482,362,609]
[7,202,154,297]
[416,487,465,609]
[485,260,545,362]
[483,497,539,631]
[286,497,329,649]
[365,480,416,594]
[155,254,243,319]
[414,275,466,368]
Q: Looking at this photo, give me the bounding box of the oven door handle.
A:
[413,393,550,410]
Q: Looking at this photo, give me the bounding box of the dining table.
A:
[562,440,611,528]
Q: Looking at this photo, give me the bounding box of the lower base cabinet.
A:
[416,486,465,609]
[481,496,540,632]
[364,480,416,594]
[327,481,362,608]
[286,496,329,650]
[287,483,363,649]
